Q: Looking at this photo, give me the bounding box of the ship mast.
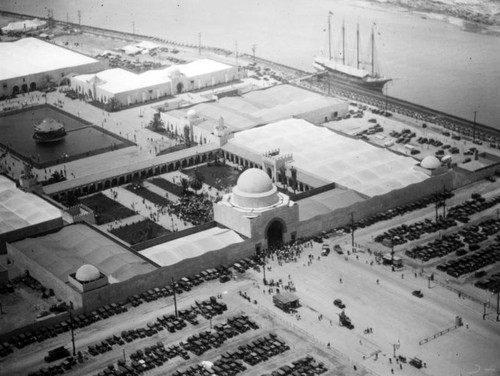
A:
[371,23,375,76]
[356,23,360,69]
[328,12,333,60]
[342,20,345,65]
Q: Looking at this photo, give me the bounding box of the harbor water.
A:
[1,0,499,129]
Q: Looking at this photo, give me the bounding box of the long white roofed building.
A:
[71,59,240,106]
[0,38,102,97]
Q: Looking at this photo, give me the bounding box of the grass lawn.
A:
[79,193,136,225]
[182,164,241,191]
[149,177,184,197]
[124,183,171,206]
[109,219,170,245]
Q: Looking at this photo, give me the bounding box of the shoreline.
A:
[360,0,500,36]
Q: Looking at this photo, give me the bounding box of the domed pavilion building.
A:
[214,168,299,250]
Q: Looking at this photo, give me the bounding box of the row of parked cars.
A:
[377,194,499,247]
[90,315,259,376]
[265,355,328,376]
[446,194,500,223]
[375,217,458,246]
[88,296,227,358]
[6,302,128,352]
[407,217,500,263]
[475,271,500,293]
[437,234,500,279]
[345,191,454,231]
[5,256,258,361]
[405,233,465,262]
[28,354,81,376]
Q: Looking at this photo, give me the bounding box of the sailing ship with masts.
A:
[313,12,391,91]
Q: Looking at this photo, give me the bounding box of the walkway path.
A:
[102,186,191,233]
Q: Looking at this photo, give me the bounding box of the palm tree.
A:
[148,112,165,131]
[189,169,205,193]
[279,165,287,187]
[290,167,298,193]
[180,177,190,195]
[105,97,121,112]
[183,125,191,147]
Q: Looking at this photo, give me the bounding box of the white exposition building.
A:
[70,59,240,106]
[0,38,102,97]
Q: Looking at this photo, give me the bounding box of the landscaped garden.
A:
[149,177,184,197]
[109,219,170,245]
[79,193,136,225]
[125,183,170,206]
[182,164,241,191]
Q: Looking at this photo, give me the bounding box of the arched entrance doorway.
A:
[21,84,28,92]
[267,220,284,249]
[29,82,36,91]
[12,86,20,95]
[176,82,183,94]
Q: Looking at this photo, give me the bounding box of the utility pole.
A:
[77,10,81,31]
[252,44,256,63]
[198,32,201,55]
[172,277,178,317]
[69,309,76,356]
[66,12,69,24]
[132,21,135,41]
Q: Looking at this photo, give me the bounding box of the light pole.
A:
[68,308,76,356]
[172,277,178,318]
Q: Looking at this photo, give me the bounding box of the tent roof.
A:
[178,59,233,78]
[0,175,61,235]
[0,38,98,81]
[228,118,429,197]
[140,227,244,267]
[170,84,344,133]
[10,224,157,283]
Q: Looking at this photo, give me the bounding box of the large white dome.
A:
[421,155,441,170]
[75,264,101,282]
[231,168,279,208]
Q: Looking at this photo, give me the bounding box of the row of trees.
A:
[278,165,298,193]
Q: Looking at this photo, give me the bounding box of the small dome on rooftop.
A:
[421,155,441,170]
[187,109,197,118]
[75,264,100,282]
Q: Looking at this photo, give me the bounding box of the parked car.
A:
[321,245,330,256]
[412,290,423,298]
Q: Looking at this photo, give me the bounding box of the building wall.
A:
[295,101,349,125]
[213,203,253,238]
[6,242,84,306]
[1,61,102,98]
[0,217,63,254]
[249,204,300,246]
[75,239,256,312]
[296,171,456,238]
